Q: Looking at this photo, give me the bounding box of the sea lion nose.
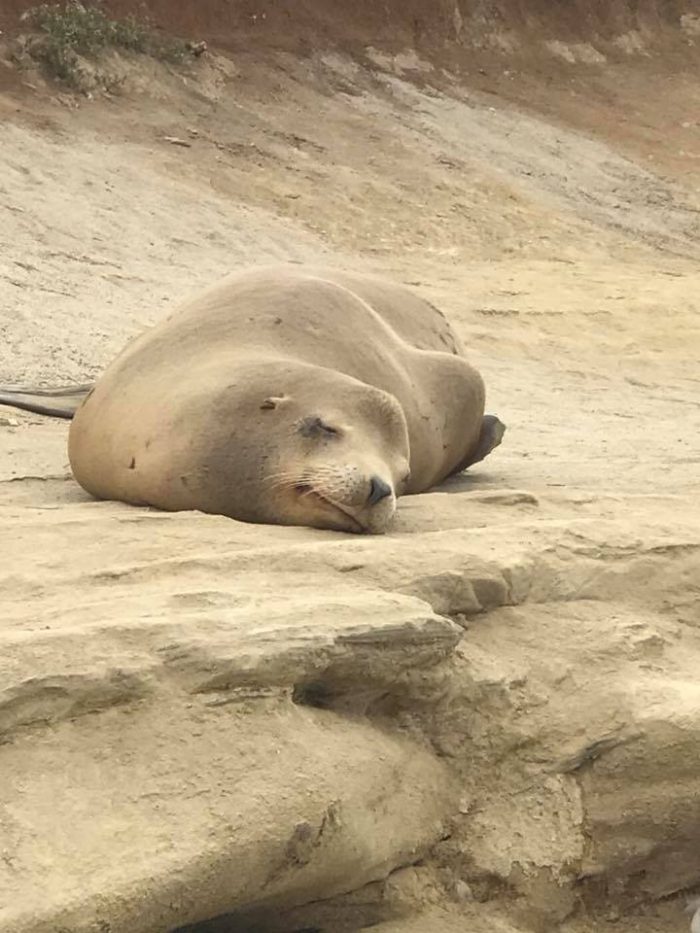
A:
[367,475,392,506]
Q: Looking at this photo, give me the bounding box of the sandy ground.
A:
[1,46,699,503]
[1,20,700,933]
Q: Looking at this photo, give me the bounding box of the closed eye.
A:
[298,415,341,439]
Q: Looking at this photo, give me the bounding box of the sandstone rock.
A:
[1,528,460,932]
[2,485,700,931]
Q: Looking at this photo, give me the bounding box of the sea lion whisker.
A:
[263,469,312,489]
[264,475,300,487]
[264,470,301,483]
[266,477,305,492]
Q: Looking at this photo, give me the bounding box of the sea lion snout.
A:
[367,475,392,505]
[290,462,397,534]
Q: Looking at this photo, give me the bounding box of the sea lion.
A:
[0,265,505,533]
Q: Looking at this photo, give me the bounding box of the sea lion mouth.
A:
[294,483,367,534]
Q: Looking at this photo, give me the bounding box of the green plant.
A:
[21,1,190,86]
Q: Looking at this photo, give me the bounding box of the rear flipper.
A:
[0,384,93,419]
[454,414,506,474]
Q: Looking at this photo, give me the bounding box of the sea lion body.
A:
[7,265,505,532]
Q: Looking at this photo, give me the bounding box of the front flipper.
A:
[453,414,506,474]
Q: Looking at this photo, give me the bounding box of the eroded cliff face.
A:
[1,3,699,931]
[1,0,698,53]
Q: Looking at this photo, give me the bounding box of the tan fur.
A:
[67,265,496,533]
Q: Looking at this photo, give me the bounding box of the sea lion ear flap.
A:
[260,395,291,411]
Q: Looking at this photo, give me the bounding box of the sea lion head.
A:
[261,369,410,534]
[208,363,411,533]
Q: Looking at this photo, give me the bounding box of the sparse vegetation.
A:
[18,1,192,87]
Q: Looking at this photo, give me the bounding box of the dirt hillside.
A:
[1,2,699,932]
